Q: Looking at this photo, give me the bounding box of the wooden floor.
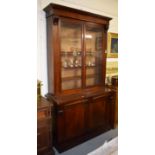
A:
[54,128,118,155]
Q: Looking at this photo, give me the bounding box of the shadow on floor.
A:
[54,128,118,155]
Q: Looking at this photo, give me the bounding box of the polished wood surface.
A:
[57,99,85,142]
[46,88,115,152]
[44,4,112,24]
[44,3,115,152]
[44,3,112,96]
[37,97,55,155]
[88,95,109,130]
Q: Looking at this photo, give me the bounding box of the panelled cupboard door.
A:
[88,95,109,130]
[37,127,50,155]
[56,100,86,142]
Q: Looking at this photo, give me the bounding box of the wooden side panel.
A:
[37,97,54,155]
[37,126,50,151]
[114,90,118,127]
[105,94,115,129]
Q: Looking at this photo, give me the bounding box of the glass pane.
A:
[85,26,103,87]
[60,20,82,90]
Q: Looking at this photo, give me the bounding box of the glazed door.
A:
[60,20,106,92]
[60,19,83,91]
[85,24,104,87]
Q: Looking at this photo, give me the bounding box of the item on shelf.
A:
[68,59,74,67]
[63,60,68,68]
[91,62,95,67]
[37,80,42,99]
[73,50,78,57]
[88,61,91,66]
[86,61,95,67]
[74,59,79,67]
[77,51,81,55]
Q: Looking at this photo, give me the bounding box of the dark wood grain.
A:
[46,88,115,152]
[88,95,108,130]
[44,3,115,153]
[45,4,112,95]
[44,4,112,23]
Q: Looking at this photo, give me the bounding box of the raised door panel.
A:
[106,94,115,129]
[88,95,108,130]
[37,123,52,155]
[56,100,86,142]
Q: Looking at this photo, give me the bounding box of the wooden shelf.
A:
[62,65,97,69]
[62,66,82,69]
[86,74,96,78]
[62,74,96,82]
[61,51,82,56]
[86,51,96,55]
[86,65,96,68]
[61,51,96,56]
[62,76,81,81]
